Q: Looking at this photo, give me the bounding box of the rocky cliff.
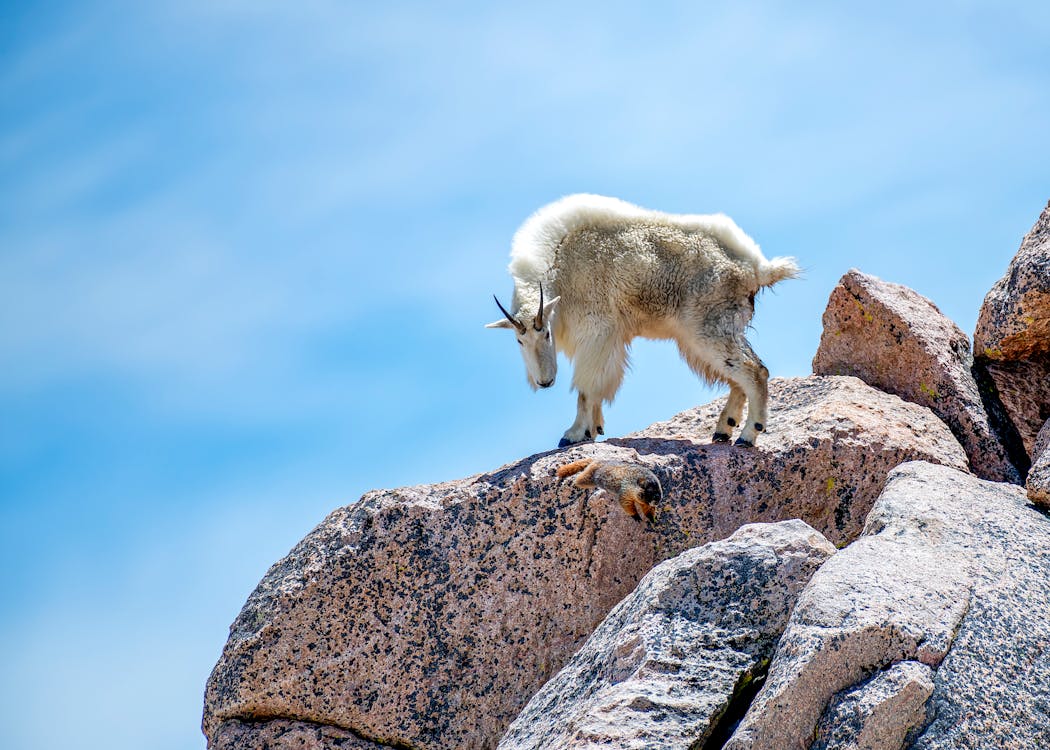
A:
[204,201,1050,749]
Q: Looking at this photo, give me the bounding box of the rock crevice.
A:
[498,520,836,749]
[813,268,1021,483]
[204,202,1050,749]
[974,199,1050,460]
[724,461,1050,750]
[203,377,967,750]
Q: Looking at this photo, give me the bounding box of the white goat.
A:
[486,194,798,447]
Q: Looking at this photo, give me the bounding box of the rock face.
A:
[813,269,1020,483]
[498,520,836,750]
[1028,419,1050,508]
[1034,418,1050,464]
[812,661,934,750]
[213,720,383,750]
[974,200,1050,461]
[203,376,967,750]
[724,461,1050,750]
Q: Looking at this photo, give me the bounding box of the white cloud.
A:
[3,7,1049,750]
[3,0,1047,417]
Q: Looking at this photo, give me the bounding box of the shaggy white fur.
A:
[509,193,772,283]
[489,194,798,447]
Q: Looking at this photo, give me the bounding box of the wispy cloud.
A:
[2,3,1049,749]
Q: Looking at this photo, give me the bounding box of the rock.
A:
[910,475,1050,749]
[813,268,1020,483]
[812,661,934,750]
[1028,420,1050,509]
[975,200,1050,360]
[1034,419,1050,464]
[203,376,968,750]
[213,719,384,749]
[724,461,1050,750]
[498,520,836,750]
[974,200,1050,460]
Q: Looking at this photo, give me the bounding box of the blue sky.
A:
[1,2,1047,748]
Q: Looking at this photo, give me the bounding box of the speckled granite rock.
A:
[213,719,383,750]
[909,472,1050,749]
[203,376,968,750]
[725,461,1050,750]
[498,520,836,750]
[1028,419,1050,509]
[812,661,934,750]
[813,269,1020,483]
[974,200,1050,460]
[1034,419,1050,464]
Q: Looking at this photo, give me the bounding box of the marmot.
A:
[556,459,662,521]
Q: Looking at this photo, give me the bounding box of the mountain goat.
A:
[486,194,798,447]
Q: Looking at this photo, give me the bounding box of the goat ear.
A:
[485,319,518,330]
[542,295,561,319]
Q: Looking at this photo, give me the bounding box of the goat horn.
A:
[535,285,545,330]
[494,295,526,333]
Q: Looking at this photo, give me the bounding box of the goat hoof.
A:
[596,425,604,435]
[712,432,730,443]
[558,438,572,448]
[734,437,754,447]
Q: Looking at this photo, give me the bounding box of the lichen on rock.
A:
[1027,419,1050,509]
[813,268,1020,483]
[724,461,1050,750]
[812,660,935,750]
[498,520,835,749]
[974,200,1050,462]
[202,377,967,750]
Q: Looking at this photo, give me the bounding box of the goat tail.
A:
[556,459,593,479]
[757,256,801,288]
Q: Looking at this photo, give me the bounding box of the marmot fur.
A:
[556,459,661,521]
